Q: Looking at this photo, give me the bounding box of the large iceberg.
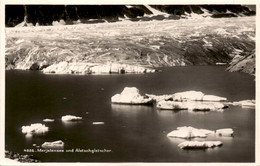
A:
[157,100,227,111]
[42,140,64,149]
[167,126,215,139]
[61,115,82,121]
[178,141,223,149]
[111,87,153,104]
[21,123,49,134]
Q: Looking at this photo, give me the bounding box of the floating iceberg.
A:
[146,91,227,102]
[168,126,234,139]
[145,94,172,102]
[216,128,234,137]
[173,91,205,101]
[178,141,223,149]
[231,100,255,108]
[167,126,215,139]
[21,123,49,134]
[202,95,227,102]
[157,100,227,111]
[92,122,105,125]
[43,119,55,122]
[111,87,153,104]
[61,115,82,121]
[42,140,64,149]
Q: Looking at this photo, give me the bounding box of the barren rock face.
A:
[226,51,255,76]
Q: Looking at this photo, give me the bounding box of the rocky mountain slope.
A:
[226,50,255,76]
[5,5,255,27]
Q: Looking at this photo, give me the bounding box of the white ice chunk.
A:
[157,100,226,111]
[42,140,64,149]
[43,119,55,122]
[216,128,234,137]
[21,123,49,134]
[178,141,223,149]
[172,91,205,101]
[92,122,105,125]
[202,95,227,101]
[61,115,82,121]
[167,126,215,139]
[111,87,153,104]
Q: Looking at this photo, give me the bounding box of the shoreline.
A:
[5,150,40,163]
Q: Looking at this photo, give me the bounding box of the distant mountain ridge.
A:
[5,5,256,27]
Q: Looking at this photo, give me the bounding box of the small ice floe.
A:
[216,128,234,137]
[147,91,227,102]
[145,94,172,102]
[43,119,55,122]
[202,95,227,102]
[167,126,215,139]
[173,91,205,101]
[61,115,82,121]
[41,140,64,149]
[231,100,255,108]
[92,122,105,125]
[216,62,227,65]
[21,123,49,135]
[178,141,223,149]
[157,100,227,111]
[111,87,153,105]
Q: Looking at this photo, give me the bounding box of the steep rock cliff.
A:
[5,5,255,27]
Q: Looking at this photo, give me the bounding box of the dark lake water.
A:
[5,66,255,162]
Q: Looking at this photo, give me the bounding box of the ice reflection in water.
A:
[61,120,83,128]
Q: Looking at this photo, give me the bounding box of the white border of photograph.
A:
[0,0,259,165]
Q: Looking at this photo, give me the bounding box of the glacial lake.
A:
[5,66,255,162]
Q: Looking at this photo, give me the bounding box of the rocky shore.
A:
[5,150,40,163]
